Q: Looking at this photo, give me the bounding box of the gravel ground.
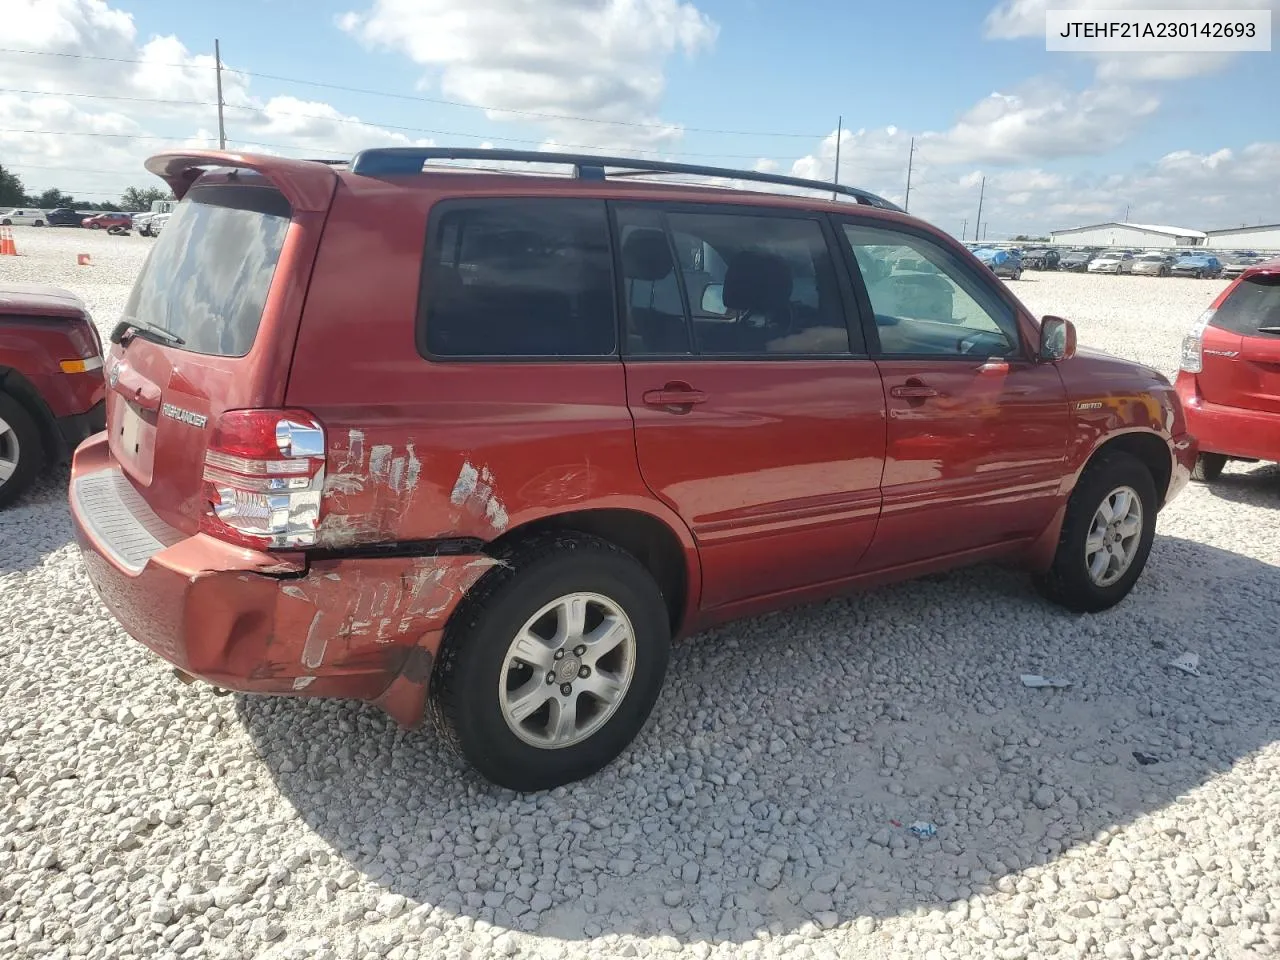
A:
[2,227,1279,960]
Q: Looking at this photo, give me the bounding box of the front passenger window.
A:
[842,224,1019,359]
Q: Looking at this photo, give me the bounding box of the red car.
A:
[1176,256,1280,480]
[0,284,106,507]
[70,149,1196,790]
[81,212,133,233]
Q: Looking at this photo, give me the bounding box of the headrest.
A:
[622,230,674,282]
[723,251,793,312]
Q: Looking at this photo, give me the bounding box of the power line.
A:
[0,87,818,161]
[0,46,825,139]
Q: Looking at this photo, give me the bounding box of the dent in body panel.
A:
[271,555,502,673]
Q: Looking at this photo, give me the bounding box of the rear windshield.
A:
[1212,274,1280,335]
[121,184,292,357]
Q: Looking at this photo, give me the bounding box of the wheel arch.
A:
[1088,431,1173,507]
[0,366,58,465]
[488,506,699,636]
[1025,428,1173,573]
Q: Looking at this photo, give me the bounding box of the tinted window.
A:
[1212,275,1280,335]
[121,185,291,358]
[625,210,849,356]
[616,206,691,355]
[841,223,1019,359]
[423,199,616,358]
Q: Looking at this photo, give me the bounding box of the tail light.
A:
[1180,309,1214,374]
[200,409,325,549]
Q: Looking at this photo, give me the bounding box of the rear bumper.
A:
[69,433,497,727]
[1177,377,1280,463]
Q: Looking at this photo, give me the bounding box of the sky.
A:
[1,0,1277,238]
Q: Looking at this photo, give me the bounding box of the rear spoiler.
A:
[144,151,340,213]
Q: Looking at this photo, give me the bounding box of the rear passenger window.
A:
[422,199,616,358]
[621,208,850,356]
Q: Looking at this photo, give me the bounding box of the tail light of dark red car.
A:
[200,409,326,550]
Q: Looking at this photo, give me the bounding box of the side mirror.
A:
[1039,315,1077,362]
[700,282,728,316]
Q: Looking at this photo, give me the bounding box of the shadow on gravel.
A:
[237,534,1280,945]
[1202,462,1280,509]
[0,465,76,574]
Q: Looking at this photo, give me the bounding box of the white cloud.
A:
[1,0,434,199]
[338,0,718,149]
[922,82,1160,165]
[985,0,1280,79]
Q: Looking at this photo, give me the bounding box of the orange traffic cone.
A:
[77,253,92,266]
[0,227,16,256]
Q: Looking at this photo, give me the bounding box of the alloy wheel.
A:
[0,415,20,487]
[1084,485,1143,587]
[498,592,637,749]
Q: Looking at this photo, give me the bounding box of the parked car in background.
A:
[135,199,177,237]
[1060,250,1093,272]
[1177,257,1280,481]
[1,209,47,226]
[1221,255,1265,279]
[972,246,1023,279]
[1171,253,1223,279]
[0,284,106,508]
[1022,248,1061,270]
[1132,253,1175,277]
[1088,252,1137,274]
[81,212,133,234]
[146,212,170,236]
[45,208,84,227]
[70,147,1197,791]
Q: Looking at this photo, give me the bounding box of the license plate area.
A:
[111,395,157,483]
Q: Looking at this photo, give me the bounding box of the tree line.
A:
[0,164,173,212]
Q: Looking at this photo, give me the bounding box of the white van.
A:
[0,209,47,226]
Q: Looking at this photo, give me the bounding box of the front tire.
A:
[1191,453,1227,482]
[0,392,44,510]
[433,533,671,791]
[1033,451,1157,613]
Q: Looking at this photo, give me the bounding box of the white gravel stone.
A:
[2,237,1279,959]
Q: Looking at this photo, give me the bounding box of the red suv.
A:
[1177,257,1280,481]
[70,149,1196,790]
[1,284,106,507]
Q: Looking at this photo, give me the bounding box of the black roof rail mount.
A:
[346,147,903,212]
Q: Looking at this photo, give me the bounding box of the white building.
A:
[1049,222,1206,248]
[1204,224,1280,252]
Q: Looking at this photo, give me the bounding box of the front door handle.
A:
[889,382,938,399]
[643,383,708,411]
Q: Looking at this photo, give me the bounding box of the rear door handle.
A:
[643,384,708,410]
[889,383,938,399]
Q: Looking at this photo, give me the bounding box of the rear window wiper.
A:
[111,318,186,347]
[1256,326,1280,335]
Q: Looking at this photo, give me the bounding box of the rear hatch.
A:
[105,178,309,536]
[1197,269,1280,414]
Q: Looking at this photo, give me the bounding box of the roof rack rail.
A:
[346,147,903,212]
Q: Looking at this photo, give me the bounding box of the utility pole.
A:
[961,218,967,241]
[983,223,988,241]
[1124,203,1130,221]
[214,39,227,150]
[831,115,842,201]
[903,136,915,213]
[974,176,986,245]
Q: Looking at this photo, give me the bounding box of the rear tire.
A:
[0,392,44,510]
[1191,453,1227,483]
[1033,451,1157,613]
[433,533,671,791]
[32,220,43,227]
